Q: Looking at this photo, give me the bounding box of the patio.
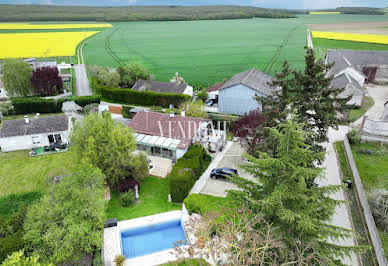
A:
[29,145,69,157]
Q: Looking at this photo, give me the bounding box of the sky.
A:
[1,0,387,9]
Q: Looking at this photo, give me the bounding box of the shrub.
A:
[121,105,134,119]
[31,66,63,96]
[83,103,99,114]
[99,83,190,108]
[120,190,136,207]
[169,145,211,202]
[347,129,361,145]
[118,178,140,193]
[184,193,232,215]
[114,255,126,266]
[368,189,388,232]
[197,88,208,102]
[11,97,56,114]
[357,148,373,155]
[57,95,101,112]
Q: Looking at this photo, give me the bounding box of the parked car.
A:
[210,167,238,181]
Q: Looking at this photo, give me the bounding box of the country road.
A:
[74,64,92,96]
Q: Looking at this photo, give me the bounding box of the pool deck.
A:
[103,210,193,266]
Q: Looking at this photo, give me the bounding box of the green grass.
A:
[106,176,181,221]
[162,258,210,266]
[0,149,78,197]
[349,96,375,122]
[83,15,388,87]
[2,113,64,121]
[335,142,377,265]
[0,191,42,219]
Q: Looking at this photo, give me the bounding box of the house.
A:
[128,111,210,162]
[218,68,279,116]
[0,115,71,152]
[207,81,225,101]
[132,79,193,97]
[331,72,365,106]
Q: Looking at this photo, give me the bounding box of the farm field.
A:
[84,14,388,87]
[0,31,99,59]
[0,22,111,30]
[312,31,388,45]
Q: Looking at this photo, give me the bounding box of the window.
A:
[54,134,62,144]
[48,135,54,144]
[32,136,41,145]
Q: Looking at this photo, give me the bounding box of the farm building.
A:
[132,79,193,97]
[128,111,210,162]
[218,68,279,116]
[326,49,388,83]
[0,115,70,152]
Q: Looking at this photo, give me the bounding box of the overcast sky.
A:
[2,0,387,9]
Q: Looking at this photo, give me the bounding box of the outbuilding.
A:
[0,115,71,152]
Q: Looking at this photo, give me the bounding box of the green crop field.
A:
[83,14,388,87]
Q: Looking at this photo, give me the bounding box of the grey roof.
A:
[220,68,278,96]
[132,80,188,94]
[0,115,69,138]
[327,49,388,75]
[331,73,365,106]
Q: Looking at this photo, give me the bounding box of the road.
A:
[74,64,92,96]
[307,28,313,49]
[318,126,360,266]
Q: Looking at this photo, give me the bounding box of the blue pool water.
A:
[121,219,188,259]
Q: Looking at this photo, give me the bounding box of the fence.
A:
[343,137,388,265]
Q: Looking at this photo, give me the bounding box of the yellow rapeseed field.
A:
[312,31,388,45]
[0,31,99,59]
[309,12,341,15]
[0,23,111,29]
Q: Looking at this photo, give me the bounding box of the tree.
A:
[231,110,266,154]
[31,67,62,96]
[0,101,14,116]
[196,87,208,102]
[259,48,352,155]
[71,112,148,185]
[23,164,106,264]
[2,59,32,97]
[230,119,365,264]
[179,100,206,118]
[1,250,52,266]
[117,62,151,88]
[98,68,120,88]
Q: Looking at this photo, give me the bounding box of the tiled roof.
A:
[132,80,188,94]
[208,82,226,92]
[220,68,278,96]
[0,115,69,138]
[128,111,208,149]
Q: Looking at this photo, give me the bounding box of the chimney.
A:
[170,112,175,118]
[181,109,185,117]
[24,115,30,124]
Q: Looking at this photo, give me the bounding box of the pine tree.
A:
[230,119,365,264]
[258,48,352,156]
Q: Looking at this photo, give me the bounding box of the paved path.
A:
[352,84,388,127]
[307,28,313,49]
[74,64,92,96]
[318,126,360,266]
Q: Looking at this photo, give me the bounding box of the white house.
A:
[0,115,71,152]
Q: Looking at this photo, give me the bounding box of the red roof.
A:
[128,111,208,149]
[208,82,226,92]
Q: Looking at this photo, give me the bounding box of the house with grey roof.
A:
[132,79,193,97]
[0,115,70,152]
[218,68,278,115]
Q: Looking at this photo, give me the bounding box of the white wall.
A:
[0,130,70,152]
[183,85,194,97]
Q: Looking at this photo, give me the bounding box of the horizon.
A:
[1,0,387,9]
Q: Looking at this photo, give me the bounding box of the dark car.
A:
[210,167,238,180]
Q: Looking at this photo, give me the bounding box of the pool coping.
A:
[103,210,193,266]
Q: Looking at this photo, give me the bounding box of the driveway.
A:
[74,64,92,96]
[200,142,253,197]
[352,84,388,126]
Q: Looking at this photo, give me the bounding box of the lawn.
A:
[335,141,388,261]
[349,96,375,122]
[0,149,78,197]
[84,14,388,87]
[3,112,64,121]
[106,176,181,221]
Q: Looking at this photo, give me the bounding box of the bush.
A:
[57,95,101,112]
[120,191,136,207]
[98,81,190,108]
[118,178,140,193]
[368,189,388,232]
[169,145,211,202]
[197,88,208,102]
[121,105,134,119]
[114,255,126,266]
[11,97,56,114]
[184,193,232,215]
[347,129,361,145]
[357,148,373,155]
[83,103,99,114]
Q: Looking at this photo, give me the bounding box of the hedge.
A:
[11,95,102,114]
[183,193,232,215]
[169,145,211,203]
[11,97,57,114]
[95,79,191,108]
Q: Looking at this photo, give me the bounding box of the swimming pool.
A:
[120,219,188,259]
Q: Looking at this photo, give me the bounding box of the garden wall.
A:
[343,137,388,265]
